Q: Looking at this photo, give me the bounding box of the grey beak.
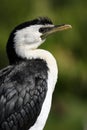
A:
[41,24,72,39]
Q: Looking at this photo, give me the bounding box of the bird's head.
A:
[7,17,72,64]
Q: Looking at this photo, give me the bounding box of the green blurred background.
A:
[0,0,87,129]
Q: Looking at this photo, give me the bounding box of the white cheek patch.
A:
[14,24,54,58]
[14,25,43,46]
[24,34,36,44]
[14,24,54,45]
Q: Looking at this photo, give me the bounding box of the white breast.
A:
[28,49,58,130]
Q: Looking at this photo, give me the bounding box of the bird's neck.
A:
[16,47,58,92]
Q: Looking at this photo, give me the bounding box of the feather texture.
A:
[0,59,48,130]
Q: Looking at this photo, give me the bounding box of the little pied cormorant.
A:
[0,17,72,130]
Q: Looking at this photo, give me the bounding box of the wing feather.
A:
[0,59,48,130]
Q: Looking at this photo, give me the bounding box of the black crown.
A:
[13,17,53,31]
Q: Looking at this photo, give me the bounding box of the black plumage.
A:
[0,59,48,130]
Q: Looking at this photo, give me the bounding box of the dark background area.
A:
[0,0,87,129]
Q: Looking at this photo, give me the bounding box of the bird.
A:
[0,17,72,130]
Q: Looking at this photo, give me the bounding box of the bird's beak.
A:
[41,24,72,39]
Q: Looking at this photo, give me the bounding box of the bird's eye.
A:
[39,27,51,33]
[39,28,46,33]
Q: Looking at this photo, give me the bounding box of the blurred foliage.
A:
[0,0,87,130]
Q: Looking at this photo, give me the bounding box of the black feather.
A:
[0,59,48,130]
[14,17,53,30]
